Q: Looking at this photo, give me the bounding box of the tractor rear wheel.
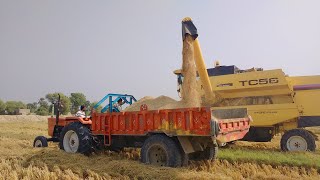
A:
[281,129,316,151]
[141,134,182,167]
[33,136,48,147]
[59,122,93,154]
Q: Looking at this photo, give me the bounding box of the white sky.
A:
[0,0,320,103]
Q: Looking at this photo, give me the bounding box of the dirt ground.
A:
[1,116,320,179]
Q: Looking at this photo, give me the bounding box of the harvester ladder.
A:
[104,117,112,146]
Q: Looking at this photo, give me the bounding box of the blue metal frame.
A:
[93,93,137,113]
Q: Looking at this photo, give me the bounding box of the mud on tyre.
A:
[59,122,93,154]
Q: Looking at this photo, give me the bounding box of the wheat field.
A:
[1,117,320,179]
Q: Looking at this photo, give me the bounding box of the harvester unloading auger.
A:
[181,17,216,105]
[32,18,251,167]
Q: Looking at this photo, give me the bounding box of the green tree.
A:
[5,101,26,115]
[46,93,71,115]
[90,101,102,114]
[27,102,38,113]
[36,106,49,116]
[0,99,6,115]
[70,93,87,114]
[38,98,49,109]
[35,98,49,116]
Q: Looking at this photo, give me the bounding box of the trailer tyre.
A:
[141,134,182,167]
[189,146,218,161]
[281,129,316,152]
[33,136,48,147]
[59,122,93,154]
[180,149,189,167]
[203,146,218,161]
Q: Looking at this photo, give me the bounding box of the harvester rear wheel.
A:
[141,134,182,167]
[33,136,48,147]
[281,129,316,151]
[59,122,93,154]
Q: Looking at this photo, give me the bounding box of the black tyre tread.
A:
[181,153,189,167]
[189,146,218,161]
[280,128,316,151]
[59,122,93,154]
[33,136,48,147]
[141,134,182,167]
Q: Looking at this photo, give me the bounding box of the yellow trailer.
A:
[177,18,320,151]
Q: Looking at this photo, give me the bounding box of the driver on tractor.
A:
[76,105,89,119]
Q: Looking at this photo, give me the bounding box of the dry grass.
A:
[0,118,320,179]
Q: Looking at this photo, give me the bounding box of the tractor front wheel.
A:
[281,129,316,151]
[59,122,93,154]
[33,136,48,147]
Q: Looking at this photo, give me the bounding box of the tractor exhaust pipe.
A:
[55,94,61,126]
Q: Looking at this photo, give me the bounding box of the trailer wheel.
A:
[189,146,218,161]
[281,129,316,151]
[33,136,48,147]
[180,150,189,167]
[141,134,182,167]
[59,122,93,154]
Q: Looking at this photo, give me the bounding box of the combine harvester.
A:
[33,18,252,167]
[174,19,320,152]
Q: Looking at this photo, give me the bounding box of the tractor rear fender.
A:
[77,117,92,125]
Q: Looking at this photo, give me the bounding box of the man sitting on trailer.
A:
[113,98,124,111]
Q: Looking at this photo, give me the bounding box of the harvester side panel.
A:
[294,89,320,116]
[209,69,291,97]
[212,104,299,126]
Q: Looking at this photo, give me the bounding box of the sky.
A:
[1,0,320,103]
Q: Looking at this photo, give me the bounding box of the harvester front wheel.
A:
[281,129,316,151]
[141,134,182,167]
[59,122,93,154]
[33,136,48,147]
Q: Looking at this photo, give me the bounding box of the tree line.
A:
[0,93,101,116]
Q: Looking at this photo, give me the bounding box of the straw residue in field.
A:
[1,120,320,179]
[0,115,48,122]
